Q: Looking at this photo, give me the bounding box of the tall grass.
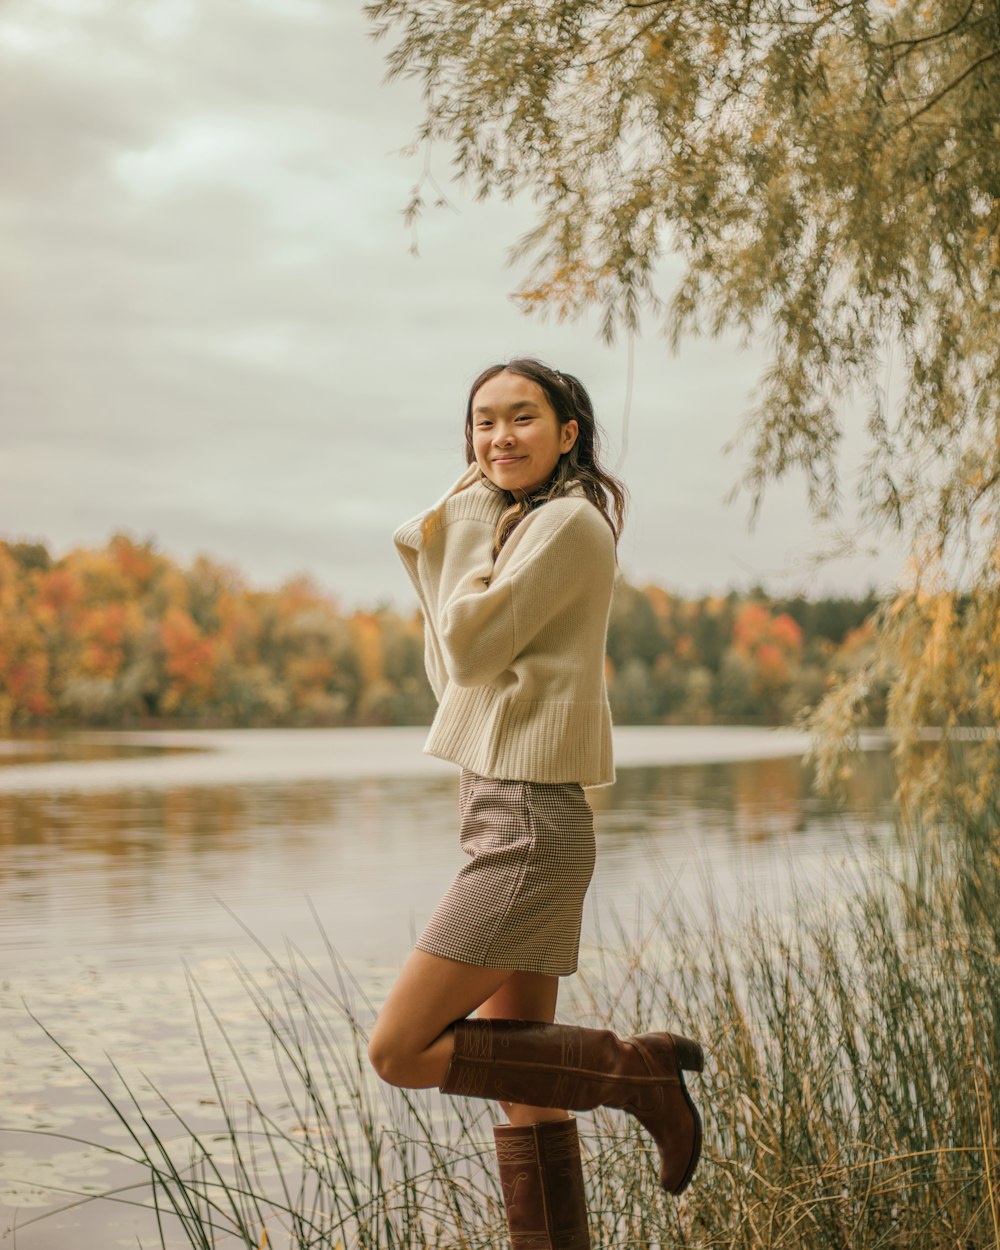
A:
[18,793,1000,1249]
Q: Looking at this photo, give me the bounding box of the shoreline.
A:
[0,724,892,794]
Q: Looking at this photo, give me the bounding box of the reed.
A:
[19,791,1000,1249]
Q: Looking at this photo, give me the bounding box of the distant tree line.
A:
[0,534,886,730]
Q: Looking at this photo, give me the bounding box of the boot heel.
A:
[671,1034,704,1073]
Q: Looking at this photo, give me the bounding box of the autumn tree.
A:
[368,0,1000,815]
[730,600,805,720]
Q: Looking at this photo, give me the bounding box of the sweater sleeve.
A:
[393,540,449,703]
[438,499,615,689]
[393,470,504,701]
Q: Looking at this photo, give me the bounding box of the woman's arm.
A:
[393,464,482,559]
[393,469,505,700]
[437,499,615,689]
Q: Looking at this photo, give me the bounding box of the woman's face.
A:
[471,370,578,497]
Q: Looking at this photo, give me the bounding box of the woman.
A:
[368,358,703,1249]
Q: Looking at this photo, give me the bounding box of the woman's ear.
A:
[561,419,579,453]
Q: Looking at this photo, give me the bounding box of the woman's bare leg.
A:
[476,971,569,1127]
[367,948,513,1088]
[368,953,572,1126]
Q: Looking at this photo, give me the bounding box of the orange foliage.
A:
[351,611,383,688]
[217,596,262,664]
[770,613,804,649]
[0,535,878,730]
[1,635,52,717]
[733,602,771,651]
[0,546,17,604]
[279,574,329,613]
[109,533,160,592]
[514,260,610,321]
[644,584,674,621]
[755,642,787,684]
[733,602,803,693]
[79,601,142,679]
[5,656,52,716]
[159,607,217,710]
[65,546,132,602]
[37,568,84,623]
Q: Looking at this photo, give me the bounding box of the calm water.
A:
[0,726,899,1248]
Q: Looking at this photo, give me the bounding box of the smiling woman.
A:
[367,357,706,1250]
[462,357,628,560]
[470,369,578,496]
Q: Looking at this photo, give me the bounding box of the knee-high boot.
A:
[492,1117,590,1250]
[441,1018,703,1195]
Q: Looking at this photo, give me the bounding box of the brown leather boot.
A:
[441,1018,703,1195]
[492,1117,590,1249]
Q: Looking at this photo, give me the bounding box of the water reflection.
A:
[0,744,901,973]
[0,731,903,1248]
[0,729,206,769]
[602,750,897,833]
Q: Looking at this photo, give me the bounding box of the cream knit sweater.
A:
[394,466,617,787]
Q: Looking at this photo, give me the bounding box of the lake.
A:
[0,725,899,1248]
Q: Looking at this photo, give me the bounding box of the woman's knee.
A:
[367,1028,406,1087]
[367,1022,427,1088]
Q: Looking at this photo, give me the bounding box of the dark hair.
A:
[465,357,628,557]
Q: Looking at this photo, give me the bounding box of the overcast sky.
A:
[1,0,908,610]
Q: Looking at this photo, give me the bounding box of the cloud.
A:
[0,0,907,606]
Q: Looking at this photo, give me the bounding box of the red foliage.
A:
[733,602,771,652]
[770,613,804,650]
[3,653,52,716]
[160,607,217,705]
[37,568,84,620]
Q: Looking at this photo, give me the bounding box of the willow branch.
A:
[896,48,1000,129]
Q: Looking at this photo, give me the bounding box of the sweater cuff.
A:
[394,472,506,551]
[393,514,426,552]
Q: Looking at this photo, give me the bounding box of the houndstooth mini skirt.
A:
[415,769,597,977]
